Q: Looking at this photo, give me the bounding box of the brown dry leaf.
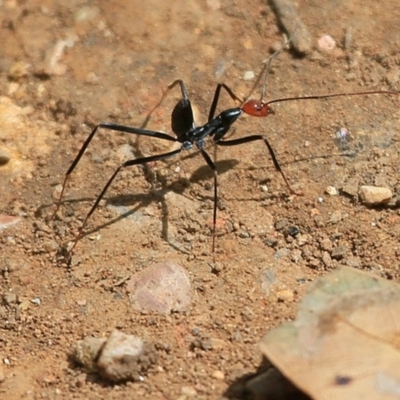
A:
[260,267,400,400]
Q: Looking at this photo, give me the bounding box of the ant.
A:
[51,41,397,259]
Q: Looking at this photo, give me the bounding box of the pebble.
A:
[342,178,360,197]
[331,245,348,259]
[30,298,41,305]
[274,248,291,259]
[43,240,59,253]
[212,370,225,380]
[276,289,294,302]
[8,62,29,81]
[0,148,11,165]
[297,233,310,246]
[319,237,333,252]
[287,226,300,237]
[329,210,345,224]
[325,186,338,196]
[322,251,332,268]
[19,300,30,311]
[73,337,107,372]
[318,35,336,51]
[3,292,17,305]
[127,261,192,313]
[180,386,197,397]
[359,185,392,206]
[275,218,289,231]
[243,70,255,81]
[73,330,158,382]
[97,330,157,382]
[345,256,361,268]
[261,269,276,295]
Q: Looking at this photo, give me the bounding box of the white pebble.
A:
[244,71,255,81]
[318,35,336,51]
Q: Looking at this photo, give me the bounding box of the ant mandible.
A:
[51,40,397,258]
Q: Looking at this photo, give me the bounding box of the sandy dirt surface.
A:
[1,0,400,399]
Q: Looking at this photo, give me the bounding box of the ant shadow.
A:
[51,156,239,254]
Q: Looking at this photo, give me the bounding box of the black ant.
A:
[51,42,397,259]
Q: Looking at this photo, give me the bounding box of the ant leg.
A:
[140,79,192,129]
[51,123,177,219]
[69,147,183,253]
[199,148,219,262]
[208,83,244,121]
[170,80,196,137]
[216,135,303,195]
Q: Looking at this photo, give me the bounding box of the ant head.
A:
[241,99,275,117]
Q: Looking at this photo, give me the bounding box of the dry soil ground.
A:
[1,0,400,399]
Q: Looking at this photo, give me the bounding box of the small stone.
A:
[331,245,348,259]
[325,186,338,196]
[329,210,345,224]
[43,240,59,253]
[287,226,300,237]
[127,261,192,314]
[319,238,333,252]
[276,289,294,302]
[97,330,157,382]
[244,70,255,81]
[73,337,107,372]
[359,185,392,205]
[318,35,336,51]
[342,178,360,197]
[345,256,361,268]
[274,248,291,259]
[275,218,289,231]
[180,386,197,397]
[212,370,225,380]
[322,251,332,268]
[0,148,11,165]
[3,292,17,305]
[261,269,276,295]
[8,62,29,81]
[297,233,310,246]
[30,298,41,305]
[19,300,30,311]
